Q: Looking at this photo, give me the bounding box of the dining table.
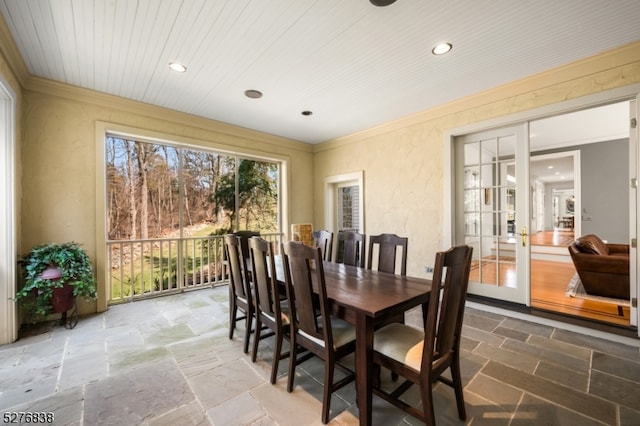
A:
[272,258,432,426]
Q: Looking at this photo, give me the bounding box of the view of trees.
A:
[105,136,281,302]
[106,136,279,241]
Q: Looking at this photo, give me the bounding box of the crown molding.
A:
[0,12,28,88]
[315,40,640,153]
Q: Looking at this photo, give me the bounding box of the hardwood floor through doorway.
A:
[472,230,631,327]
[530,230,630,326]
[530,258,630,326]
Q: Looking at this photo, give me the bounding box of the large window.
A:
[105,135,280,302]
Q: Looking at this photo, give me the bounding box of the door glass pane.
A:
[464,135,517,288]
[464,142,479,166]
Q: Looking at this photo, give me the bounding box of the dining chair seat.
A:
[261,309,291,326]
[299,317,356,349]
[373,323,423,370]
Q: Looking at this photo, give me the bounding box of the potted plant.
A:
[15,241,97,324]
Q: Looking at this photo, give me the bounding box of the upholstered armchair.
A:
[568,234,629,299]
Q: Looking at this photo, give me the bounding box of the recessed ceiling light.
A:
[301,110,313,116]
[432,43,452,55]
[168,62,187,73]
[370,0,397,6]
[244,89,263,99]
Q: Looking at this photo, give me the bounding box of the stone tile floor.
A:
[1,286,639,425]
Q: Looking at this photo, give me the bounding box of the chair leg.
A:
[451,357,467,420]
[287,342,298,393]
[372,364,381,389]
[251,317,262,362]
[322,361,334,424]
[270,331,284,384]
[229,302,237,340]
[243,312,253,354]
[421,381,436,426]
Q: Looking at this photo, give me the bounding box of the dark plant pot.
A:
[51,284,75,313]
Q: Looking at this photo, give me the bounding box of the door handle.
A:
[519,227,528,247]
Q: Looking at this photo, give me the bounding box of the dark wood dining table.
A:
[273,259,432,426]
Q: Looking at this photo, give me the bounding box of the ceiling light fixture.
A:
[168,62,187,73]
[244,89,263,99]
[301,110,313,116]
[432,43,452,55]
[370,0,397,6]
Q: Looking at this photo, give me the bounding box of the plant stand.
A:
[52,284,78,329]
[59,300,78,329]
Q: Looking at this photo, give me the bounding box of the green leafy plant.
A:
[15,241,97,318]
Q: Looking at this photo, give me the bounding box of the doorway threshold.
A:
[467,295,639,346]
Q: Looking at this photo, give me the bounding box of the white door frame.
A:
[0,76,17,345]
[530,150,581,236]
[630,96,638,327]
[444,84,640,337]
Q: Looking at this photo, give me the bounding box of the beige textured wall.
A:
[313,41,640,278]
[21,83,314,314]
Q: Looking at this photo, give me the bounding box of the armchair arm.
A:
[572,252,629,275]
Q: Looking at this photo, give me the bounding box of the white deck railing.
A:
[106,233,283,304]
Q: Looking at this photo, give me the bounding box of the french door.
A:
[455,124,529,304]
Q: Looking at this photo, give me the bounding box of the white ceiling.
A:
[1,0,639,144]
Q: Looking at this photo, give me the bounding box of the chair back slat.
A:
[336,230,365,267]
[235,230,260,269]
[282,241,330,344]
[249,237,280,319]
[423,245,473,369]
[367,233,408,276]
[224,234,250,301]
[313,230,334,262]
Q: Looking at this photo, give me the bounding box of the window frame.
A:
[95,122,289,310]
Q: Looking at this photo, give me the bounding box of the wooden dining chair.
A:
[248,236,290,384]
[281,241,356,424]
[367,233,408,276]
[224,234,255,354]
[312,229,334,262]
[372,245,473,425]
[335,230,366,267]
[234,230,260,269]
